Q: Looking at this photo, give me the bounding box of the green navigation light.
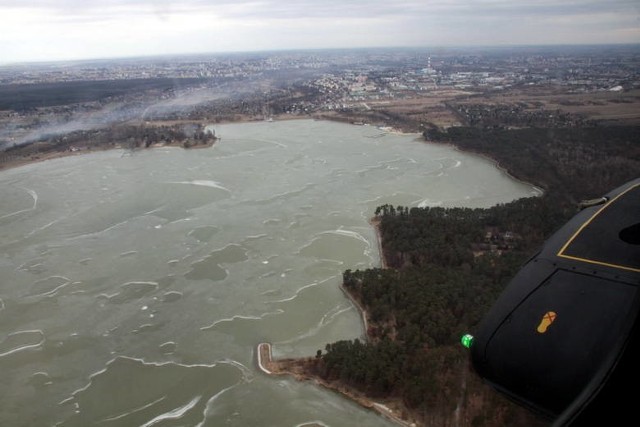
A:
[461,333,474,349]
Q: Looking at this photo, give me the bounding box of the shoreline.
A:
[427,139,546,197]
[252,217,420,427]
[256,342,416,427]
[0,114,419,174]
[0,144,116,172]
[0,113,311,173]
[0,138,217,173]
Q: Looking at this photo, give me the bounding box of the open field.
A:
[451,87,640,125]
[319,86,640,131]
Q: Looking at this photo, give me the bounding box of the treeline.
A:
[312,122,639,426]
[448,103,594,129]
[2,123,216,162]
[0,78,207,110]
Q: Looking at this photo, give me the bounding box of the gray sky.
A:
[1,0,639,63]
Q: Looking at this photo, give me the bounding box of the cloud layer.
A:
[1,0,638,63]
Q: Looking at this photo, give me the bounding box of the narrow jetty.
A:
[256,342,274,374]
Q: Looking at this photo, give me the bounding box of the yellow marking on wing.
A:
[537,311,557,334]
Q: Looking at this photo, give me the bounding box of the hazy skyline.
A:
[1,0,639,64]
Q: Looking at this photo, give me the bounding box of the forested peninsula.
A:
[265,123,639,427]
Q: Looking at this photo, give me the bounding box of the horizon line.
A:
[2,42,640,67]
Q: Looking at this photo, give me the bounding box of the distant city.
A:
[1,44,639,152]
[3,45,639,90]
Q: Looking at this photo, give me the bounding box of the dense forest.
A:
[306,122,639,426]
